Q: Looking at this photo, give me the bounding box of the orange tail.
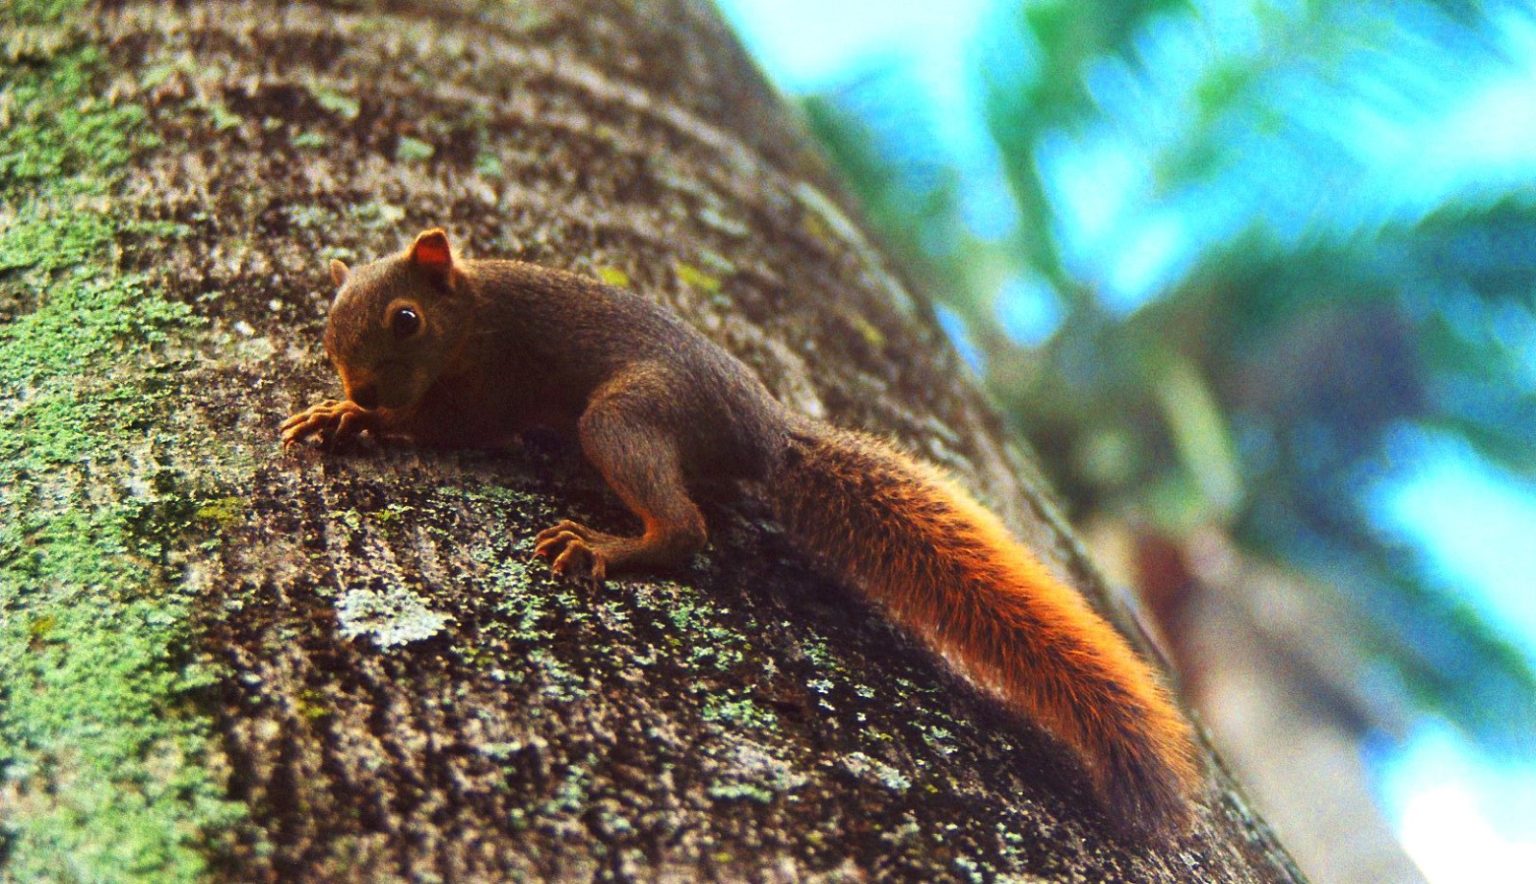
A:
[771,425,1199,837]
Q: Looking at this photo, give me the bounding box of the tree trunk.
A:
[1,0,1304,880]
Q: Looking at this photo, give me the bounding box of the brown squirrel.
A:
[282,229,1200,838]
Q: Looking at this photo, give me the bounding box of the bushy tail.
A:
[771,426,1199,837]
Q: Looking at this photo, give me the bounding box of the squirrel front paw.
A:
[281,399,378,450]
[533,520,620,582]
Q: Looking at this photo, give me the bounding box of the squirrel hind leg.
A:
[535,384,708,580]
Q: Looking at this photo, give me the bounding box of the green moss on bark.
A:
[0,10,247,881]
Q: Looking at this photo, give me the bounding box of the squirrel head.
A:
[322,228,471,412]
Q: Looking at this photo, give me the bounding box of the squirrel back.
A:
[309,230,785,467]
[770,424,1199,838]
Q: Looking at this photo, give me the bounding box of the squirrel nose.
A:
[350,385,379,410]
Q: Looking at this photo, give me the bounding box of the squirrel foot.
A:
[281,399,377,450]
[533,520,623,583]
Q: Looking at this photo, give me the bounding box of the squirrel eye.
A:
[391,306,421,339]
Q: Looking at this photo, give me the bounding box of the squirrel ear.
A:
[329,258,349,287]
[408,228,454,282]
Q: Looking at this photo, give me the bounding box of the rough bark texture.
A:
[1,0,1305,880]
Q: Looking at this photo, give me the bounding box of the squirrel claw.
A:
[552,538,608,583]
[533,530,583,559]
[281,400,376,450]
[280,400,340,435]
[534,520,595,546]
[534,521,610,583]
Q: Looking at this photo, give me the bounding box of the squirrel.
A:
[282,229,1201,839]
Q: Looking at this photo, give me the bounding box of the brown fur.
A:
[284,230,1200,838]
[773,427,1199,838]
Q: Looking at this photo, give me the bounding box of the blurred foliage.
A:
[801,0,1536,749]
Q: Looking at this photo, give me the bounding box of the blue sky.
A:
[1373,427,1536,663]
[725,0,1536,322]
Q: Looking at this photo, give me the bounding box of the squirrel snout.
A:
[349,384,380,410]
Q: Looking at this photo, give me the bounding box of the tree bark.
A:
[1,0,1304,880]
